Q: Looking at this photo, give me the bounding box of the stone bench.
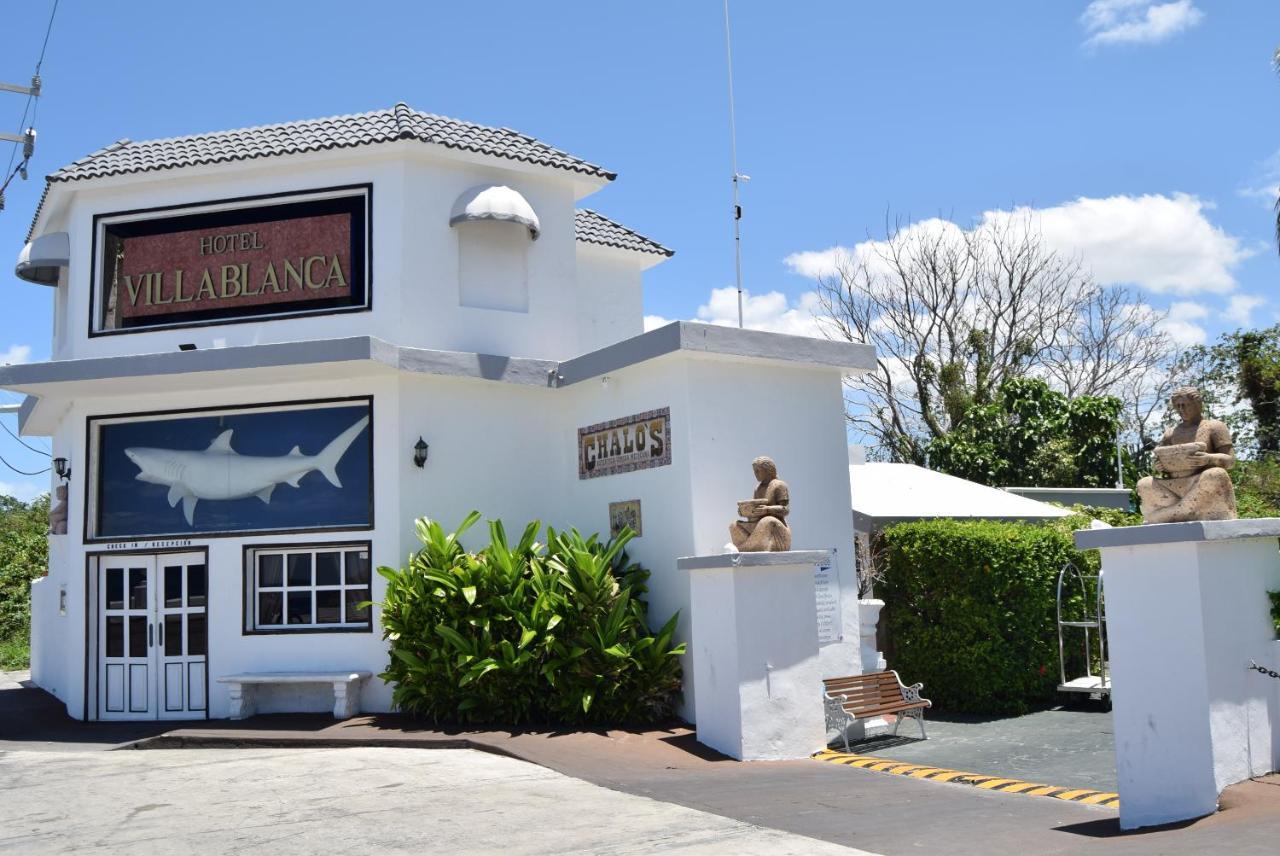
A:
[217,671,372,720]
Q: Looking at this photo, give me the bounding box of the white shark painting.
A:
[124,415,370,526]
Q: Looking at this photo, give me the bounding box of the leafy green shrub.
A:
[378,512,685,726]
[1269,591,1280,638]
[1056,504,1143,528]
[0,494,50,669]
[879,518,1090,715]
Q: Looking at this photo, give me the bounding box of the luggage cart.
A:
[1056,560,1110,699]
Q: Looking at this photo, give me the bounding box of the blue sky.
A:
[1,0,1278,498]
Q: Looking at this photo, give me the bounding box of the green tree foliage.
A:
[878,517,1095,715]
[378,512,685,726]
[1232,327,1280,455]
[0,493,50,669]
[1179,324,1280,458]
[926,377,1123,488]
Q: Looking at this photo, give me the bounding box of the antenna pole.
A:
[724,0,745,328]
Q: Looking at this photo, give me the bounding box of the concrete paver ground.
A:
[0,746,871,855]
[844,705,1118,793]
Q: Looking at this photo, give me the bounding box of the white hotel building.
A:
[7,104,872,724]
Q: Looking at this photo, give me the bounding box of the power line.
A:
[2,0,60,201]
[0,452,48,477]
[0,418,48,456]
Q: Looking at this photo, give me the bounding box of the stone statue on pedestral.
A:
[729,456,792,552]
[1136,386,1237,524]
[48,484,68,535]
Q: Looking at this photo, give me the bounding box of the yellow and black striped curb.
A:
[812,749,1120,808]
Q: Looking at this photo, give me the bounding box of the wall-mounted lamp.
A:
[413,437,429,468]
[52,457,71,481]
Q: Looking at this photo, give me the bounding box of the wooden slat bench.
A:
[823,670,931,751]
[217,671,372,720]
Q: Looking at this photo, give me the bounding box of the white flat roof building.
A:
[850,462,1072,533]
[8,105,875,723]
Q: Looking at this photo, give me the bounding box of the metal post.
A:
[724,0,745,328]
[1115,430,1124,489]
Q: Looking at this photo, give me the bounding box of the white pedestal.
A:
[1075,519,1280,830]
[680,550,830,760]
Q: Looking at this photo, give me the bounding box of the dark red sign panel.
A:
[95,189,369,333]
[116,214,352,319]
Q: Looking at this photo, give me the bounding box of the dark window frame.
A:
[88,184,373,338]
[241,540,374,635]
[83,395,375,544]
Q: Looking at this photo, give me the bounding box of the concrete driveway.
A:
[0,746,873,855]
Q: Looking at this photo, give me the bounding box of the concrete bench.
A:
[217,671,372,720]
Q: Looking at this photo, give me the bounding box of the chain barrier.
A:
[1248,660,1280,679]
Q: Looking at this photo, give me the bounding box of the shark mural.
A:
[123,415,370,526]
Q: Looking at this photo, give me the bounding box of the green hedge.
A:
[879,517,1093,715]
[378,512,684,726]
[0,494,50,670]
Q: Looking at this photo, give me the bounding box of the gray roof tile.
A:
[574,208,673,257]
[45,103,615,184]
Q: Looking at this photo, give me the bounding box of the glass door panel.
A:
[158,553,207,719]
[98,551,207,721]
[98,556,156,720]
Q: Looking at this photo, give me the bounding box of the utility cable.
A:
[0,419,48,456]
[2,0,60,195]
[0,452,48,477]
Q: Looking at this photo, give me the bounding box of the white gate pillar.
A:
[681,550,830,761]
[1075,519,1280,829]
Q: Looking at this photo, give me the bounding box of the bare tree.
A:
[816,212,1174,461]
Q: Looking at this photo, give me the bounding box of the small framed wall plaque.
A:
[609,500,643,539]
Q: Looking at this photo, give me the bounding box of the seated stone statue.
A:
[1137,386,1237,524]
[48,484,68,535]
[729,456,792,552]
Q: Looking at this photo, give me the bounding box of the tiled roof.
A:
[574,209,673,257]
[45,103,615,184]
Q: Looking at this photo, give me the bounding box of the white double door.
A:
[98,552,208,720]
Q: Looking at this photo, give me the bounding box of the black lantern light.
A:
[413,437,429,468]
[52,457,71,481]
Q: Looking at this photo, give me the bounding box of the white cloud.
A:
[1237,149,1280,206]
[987,195,1247,296]
[645,288,829,340]
[0,479,46,503]
[1081,0,1204,47]
[786,195,1250,298]
[693,287,827,339]
[0,344,31,365]
[643,315,673,332]
[1159,300,1209,346]
[1223,294,1266,328]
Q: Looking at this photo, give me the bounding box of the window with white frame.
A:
[245,544,372,632]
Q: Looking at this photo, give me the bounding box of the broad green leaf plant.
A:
[378,512,685,726]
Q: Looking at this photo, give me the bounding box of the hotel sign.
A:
[94,186,369,334]
[578,407,671,480]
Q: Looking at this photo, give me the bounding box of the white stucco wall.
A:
[19,132,867,727]
[574,246,644,354]
[1079,524,1280,829]
[28,345,860,722]
[41,144,649,365]
[32,371,401,720]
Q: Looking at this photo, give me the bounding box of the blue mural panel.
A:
[95,400,372,538]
